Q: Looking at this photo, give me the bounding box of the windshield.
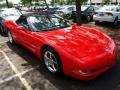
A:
[28,15,70,32]
[81,6,88,11]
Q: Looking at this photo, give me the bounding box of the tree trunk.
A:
[76,0,81,25]
[116,0,118,5]
[30,0,32,5]
[6,0,9,8]
[90,0,92,5]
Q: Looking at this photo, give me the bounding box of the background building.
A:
[87,0,120,4]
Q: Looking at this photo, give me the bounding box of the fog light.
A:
[78,70,91,75]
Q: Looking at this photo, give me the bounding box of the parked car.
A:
[0,8,21,33]
[30,5,47,12]
[4,12,117,80]
[93,5,120,25]
[72,5,100,22]
[47,6,59,14]
[55,5,76,17]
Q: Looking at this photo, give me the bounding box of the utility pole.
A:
[76,0,82,25]
[6,0,9,8]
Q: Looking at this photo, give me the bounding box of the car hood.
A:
[36,25,111,58]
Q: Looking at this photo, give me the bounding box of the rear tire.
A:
[43,47,62,75]
[0,25,7,34]
[8,31,14,44]
[113,17,118,26]
[86,15,91,22]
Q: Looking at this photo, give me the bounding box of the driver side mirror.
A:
[17,26,25,30]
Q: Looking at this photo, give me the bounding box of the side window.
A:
[67,7,74,11]
[94,7,99,11]
[87,7,94,12]
[16,16,29,29]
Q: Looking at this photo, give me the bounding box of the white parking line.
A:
[0,41,7,45]
[0,66,39,85]
[0,50,33,90]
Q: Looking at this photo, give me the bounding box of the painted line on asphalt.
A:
[0,41,7,45]
[0,65,39,85]
[0,50,33,90]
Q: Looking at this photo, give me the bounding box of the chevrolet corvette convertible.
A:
[4,12,117,80]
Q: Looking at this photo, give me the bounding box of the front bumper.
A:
[72,64,115,80]
[63,41,117,80]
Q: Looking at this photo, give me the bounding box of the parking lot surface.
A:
[0,22,120,90]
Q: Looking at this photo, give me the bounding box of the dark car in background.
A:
[0,8,21,34]
[72,5,100,22]
[47,7,59,14]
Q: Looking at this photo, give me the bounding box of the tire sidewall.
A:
[87,15,91,22]
[113,17,118,26]
[8,31,14,44]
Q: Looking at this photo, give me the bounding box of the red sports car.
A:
[4,12,117,80]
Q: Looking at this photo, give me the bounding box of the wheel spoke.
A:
[52,60,57,64]
[48,52,53,59]
[52,64,56,71]
[44,54,49,60]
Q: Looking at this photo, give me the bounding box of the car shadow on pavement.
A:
[0,32,7,37]
[95,22,120,30]
[7,42,120,90]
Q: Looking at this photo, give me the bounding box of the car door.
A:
[16,17,38,52]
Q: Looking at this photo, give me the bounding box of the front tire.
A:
[43,47,62,74]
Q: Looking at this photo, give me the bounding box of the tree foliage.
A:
[66,0,88,4]
[21,0,49,7]
[103,0,111,4]
[21,0,32,5]
[0,2,13,8]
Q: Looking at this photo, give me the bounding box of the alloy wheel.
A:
[44,51,58,73]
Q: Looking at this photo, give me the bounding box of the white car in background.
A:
[55,5,76,16]
[0,8,21,33]
[93,5,120,25]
